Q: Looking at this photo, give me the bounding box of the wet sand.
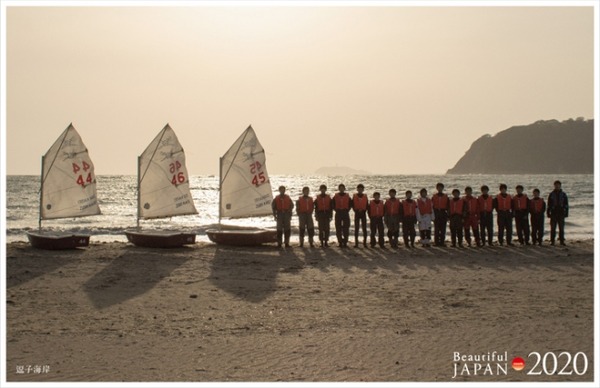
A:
[5,240,595,382]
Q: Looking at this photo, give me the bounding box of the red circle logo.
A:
[512,357,525,371]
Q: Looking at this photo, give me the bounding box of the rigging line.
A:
[221,126,251,186]
[139,125,169,185]
[40,125,72,189]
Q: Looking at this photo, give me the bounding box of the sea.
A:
[4,174,595,243]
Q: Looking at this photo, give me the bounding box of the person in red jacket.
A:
[272,185,294,248]
[333,184,351,247]
[351,184,368,248]
[529,188,546,246]
[314,184,332,248]
[296,186,315,248]
[449,189,466,248]
[401,190,417,248]
[513,185,531,245]
[463,186,481,247]
[368,192,385,248]
[493,183,514,246]
[384,189,401,248]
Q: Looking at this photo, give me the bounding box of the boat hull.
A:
[206,228,277,246]
[125,230,196,248]
[27,232,90,250]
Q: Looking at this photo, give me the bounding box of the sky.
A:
[3,3,596,175]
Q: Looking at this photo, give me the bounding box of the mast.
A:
[218,156,222,223]
[136,155,141,228]
[38,155,44,230]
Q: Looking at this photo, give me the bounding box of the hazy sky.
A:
[4,4,595,175]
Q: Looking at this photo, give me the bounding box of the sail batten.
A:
[40,125,101,221]
[138,124,198,220]
[219,126,273,219]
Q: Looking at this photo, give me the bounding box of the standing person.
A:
[494,184,514,246]
[333,184,351,247]
[401,190,417,248]
[368,192,385,248]
[432,183,449,246]
[384,189,401,248]
[513,185,531,245]
[314,184,332,248]
[463,186,481,247]
[478,185,494,246]
[547,180,569,246]
[272,185,293,248]
[296,186,315,248]
[449,189,466,248]
[416,188,434,247]
[529,188,546,246]
[351,184,368,248]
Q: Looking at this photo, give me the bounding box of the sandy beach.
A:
[5,240,595,382]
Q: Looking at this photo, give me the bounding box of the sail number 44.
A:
[73,161,93,187]
[250,161,266,186]
[170,161,186,185]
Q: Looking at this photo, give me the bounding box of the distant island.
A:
[315,166,371,176]
[447,118,594,174]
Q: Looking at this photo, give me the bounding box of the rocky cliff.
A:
[446,118,594,174]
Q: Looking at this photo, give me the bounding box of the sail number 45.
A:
[170,161,186,185]
[249,161,266,186]
[73,162,93,187]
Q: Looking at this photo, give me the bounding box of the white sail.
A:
[220,126,273,219]
[40,124,101,220]
[138,124,198,220]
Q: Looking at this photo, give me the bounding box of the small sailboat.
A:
[125,124,198,248]
[206,125,277,246]
[27,123,101,249]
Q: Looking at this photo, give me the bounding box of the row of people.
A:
[271,181,569,248]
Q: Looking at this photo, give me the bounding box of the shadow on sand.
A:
[209,246,304,303]
[83,246,191,309]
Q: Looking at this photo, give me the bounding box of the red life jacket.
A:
[464,195,478,215]
[478,195,493,213]
[334,193,350,210]
[384,198,400,216]
[496,194,512,211]
[315,194,332,211]
[297,196,314,214]
[449,198,465,215]
[433,193,449,210]
[402,199,417,217]
[417,197,433,215]
[369,200,384,217]
[513,194,528,211]
[274,195,293,211]
[530,198,545,214]
[352,194,368,211]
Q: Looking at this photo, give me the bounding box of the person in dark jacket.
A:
[432,183,449,246]
[494,184,514,246]
[547,180,569,246]
[529,188,546,246]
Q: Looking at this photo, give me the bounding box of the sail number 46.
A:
[170,161,186,185]
[73,162,93,187]
[249,161,266,186]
